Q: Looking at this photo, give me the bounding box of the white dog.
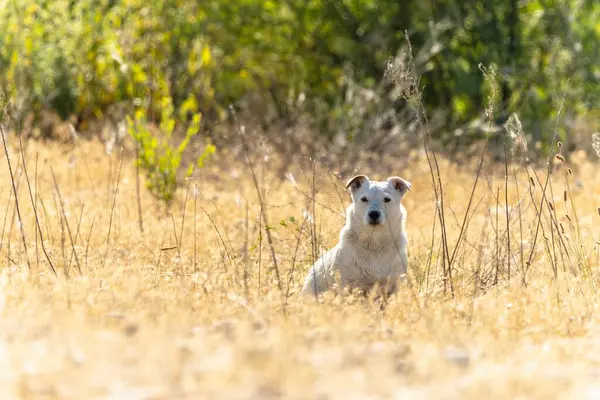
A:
[301,175,411,296]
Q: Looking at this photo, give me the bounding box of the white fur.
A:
[302,175,410,296]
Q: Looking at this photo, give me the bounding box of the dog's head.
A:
[346,175,411,227]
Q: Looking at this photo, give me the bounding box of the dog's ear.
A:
[387,176,411,195]
[345,175,369,192]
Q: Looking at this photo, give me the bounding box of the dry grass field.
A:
[0,137,599,399]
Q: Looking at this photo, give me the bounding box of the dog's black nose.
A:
[368,210,381,222]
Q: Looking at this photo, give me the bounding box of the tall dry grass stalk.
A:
[0,124,31,271]
[51,166,82,275]
[230,106,282,292]
[102,147,124,269]
[18,131,56,275]
[386,33,455,296]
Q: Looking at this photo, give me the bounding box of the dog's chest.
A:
[339,245,403,284]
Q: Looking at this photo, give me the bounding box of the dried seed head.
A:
[565,214,572,222]
[563,191,568,202]
[548,201,554,211]
[529,177,535,187]
[555,154,565,163]
[568,168,573,176]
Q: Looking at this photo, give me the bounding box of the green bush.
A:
[0,0,598,151]
[127,96,215,207]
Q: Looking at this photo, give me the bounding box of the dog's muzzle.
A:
[368,210,381,225]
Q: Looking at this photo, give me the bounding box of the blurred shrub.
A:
[0,0,598,152]
[127,96,215,206]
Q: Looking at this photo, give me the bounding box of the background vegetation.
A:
[0,0,598,155]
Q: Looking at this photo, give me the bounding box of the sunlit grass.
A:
[0,138,598,399]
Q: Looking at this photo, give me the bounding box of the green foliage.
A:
[0,1,78,120]
[0,0,598,150]
[127,97,215,206]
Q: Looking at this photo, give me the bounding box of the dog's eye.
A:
[384,198,391,203]
[360,197,368,203]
